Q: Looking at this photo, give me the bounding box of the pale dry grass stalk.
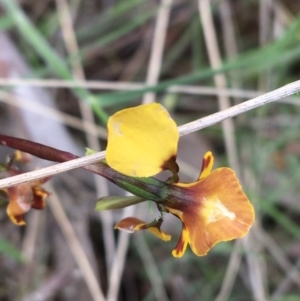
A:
[214,240,243,301]
[47,184,106,301]
[143,0,173,104]
[0,79,300,189]
[198,1,243,299]
[136,0,172,294]
[199,0,239,173]
[134,233,169,301]
[244,228,268,301]
[272,259,300,298]
[0,90,107,138]
[59,18,110,301]
[0,78,300,105]
[21,210,43,262]
[108,0,174,297]
[55,0,84,79]
[106,205,135,301]
[55,0,115,291]
[255,228,300,288]
[219,0,242,105]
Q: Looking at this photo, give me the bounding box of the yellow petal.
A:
[106,103,179,177]
[197,151,214,180]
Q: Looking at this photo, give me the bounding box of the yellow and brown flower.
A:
[100,103,255,257]
[164,151,255,257]
[1,155,50,226]
[6,178,50,225]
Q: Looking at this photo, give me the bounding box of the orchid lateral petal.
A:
[31,186,49,209]
[115,217,145,232]
[5,177,50,225]
[95,196,146,211]
[197,151,214,180]
[6,184,33,225]
[115,217,171,241]
[106,103,179,177]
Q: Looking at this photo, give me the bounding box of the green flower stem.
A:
[86,162,166,202]
[0,133,167,202]
[142,217,164,230]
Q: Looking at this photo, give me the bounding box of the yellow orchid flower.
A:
[2,152,50,226]
[101,103,255,257]
[6,178,50,225]
[164,151,255,257]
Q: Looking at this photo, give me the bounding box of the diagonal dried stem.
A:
[0,79,300,189]
[143,0,173,104]
[47,184,106,301]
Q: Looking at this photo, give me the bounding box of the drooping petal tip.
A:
[31,186,49,209]
[7,205,26,226]
[115,217,171,241]
[198,151,214,180]
[172,223,189,257]
[147,227,171,241]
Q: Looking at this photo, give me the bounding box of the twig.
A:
[107,0,173,297]
[143,0,173,104]
[0,90,107,139]
[199,0,239,173]
[272,259,300,298]
[255,227,300,288]
[134,233,169,301]
[47,184,105,301]
[55,0,115,276]
[56,0,112,294]
[1,79,300,189]
[219,0,241,105]
[214,240,243,301]
[199,1,243,299]
[0,78,299,105]
[106,205,135,301]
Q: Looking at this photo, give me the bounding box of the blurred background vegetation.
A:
[0,0,300,300]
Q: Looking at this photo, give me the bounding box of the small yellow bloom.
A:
[103,103,255,258]
[165,152,255,257]
[106,103,179,177]
[5,178,50,226]
[1,151,51,225]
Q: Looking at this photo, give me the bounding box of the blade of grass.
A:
[76,0,149,40]
[0,235,24,263]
